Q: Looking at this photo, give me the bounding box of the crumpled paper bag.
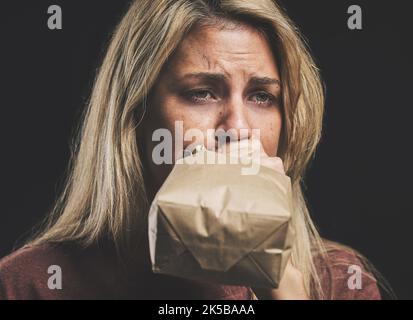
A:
[148,146,295,288]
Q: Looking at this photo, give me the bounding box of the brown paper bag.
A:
[148,147,295,288]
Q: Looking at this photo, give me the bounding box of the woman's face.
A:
[143,23,283,195]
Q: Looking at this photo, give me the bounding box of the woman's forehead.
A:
[166,24,279,79]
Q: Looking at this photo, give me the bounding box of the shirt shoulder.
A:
[315,243,381,300]
[0,244,76,299]
[0,243,118,300]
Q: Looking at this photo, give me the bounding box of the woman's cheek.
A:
[180,111,217,146]
[254,123,282,157]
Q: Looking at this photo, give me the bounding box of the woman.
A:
[0,0,385,299]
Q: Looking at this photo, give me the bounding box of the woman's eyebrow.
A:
[178,72,227,83]
[248,76,280,87]
[175,72,280,89]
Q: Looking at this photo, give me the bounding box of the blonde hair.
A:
[29,0,329,298]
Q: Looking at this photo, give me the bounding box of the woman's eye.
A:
[250,92,276,106]
[185,89,215,103]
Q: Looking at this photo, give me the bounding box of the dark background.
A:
[0,1,412,299]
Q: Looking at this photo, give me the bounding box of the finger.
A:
[216,139,286,174]
[237,139,285,174]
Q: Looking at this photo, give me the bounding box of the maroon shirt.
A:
[0,242,381,300]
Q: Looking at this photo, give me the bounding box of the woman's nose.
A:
[215,96,252,142]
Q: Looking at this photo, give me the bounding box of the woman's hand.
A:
[216,137,285,174]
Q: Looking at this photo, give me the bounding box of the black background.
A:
[0,1,412,299]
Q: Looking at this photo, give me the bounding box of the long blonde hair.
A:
[29,0,328,298]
